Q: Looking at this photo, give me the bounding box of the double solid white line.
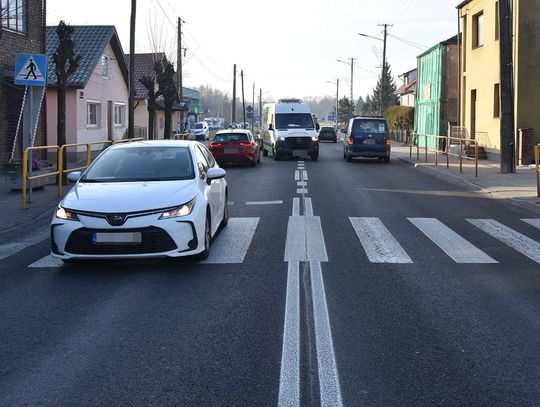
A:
[279,198,342,406]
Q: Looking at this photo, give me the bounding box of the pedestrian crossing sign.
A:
[14,53,47,86]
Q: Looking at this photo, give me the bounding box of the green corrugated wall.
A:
[414,43,445,149]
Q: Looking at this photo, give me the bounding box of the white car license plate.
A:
[92,232,142,245]
[292,149,305,157]
[364,139,376,144]
[224,148,238,154]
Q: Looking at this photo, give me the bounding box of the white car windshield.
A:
[275,113,314,130]
[82,146,195,182]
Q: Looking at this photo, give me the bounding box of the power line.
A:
[388,33,427,51]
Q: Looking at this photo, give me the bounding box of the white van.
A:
[261,99,320,160]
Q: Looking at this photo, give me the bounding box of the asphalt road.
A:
[1,140,539,406]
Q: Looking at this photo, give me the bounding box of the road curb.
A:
[397,156,540,214]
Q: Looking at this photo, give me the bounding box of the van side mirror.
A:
[268,123,274,131]
[340,128,347,134]
[315,122,320,131]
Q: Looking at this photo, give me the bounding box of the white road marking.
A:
[278,261,300,407]
[296,188,308,194]
[0,224,49,260]
[292,198,300,217]
[28,254,64,268]
[304,198,313,217]
[202,217,259,264]
[297,181,307,187]
[302,171,308,180]
[522,219,540,229]
[310,261,343,407]
[245,200,283,205]
[349,217,413,263]
[468,219,540,264]
[295,170,300,181]
[409,218,497,263]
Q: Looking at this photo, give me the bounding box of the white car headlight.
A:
[277,136,286,141]
[159,198,196,219]
[55,205,79,221]
[312,136,319,141]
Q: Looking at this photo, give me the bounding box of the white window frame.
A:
[473,12,484,48]
[87,101,101,128]
[0,0,26,34]
[101,55,109,79]
[114,102,125,127]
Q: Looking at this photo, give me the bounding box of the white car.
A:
[50,140,228,262]
[189,122,210,141]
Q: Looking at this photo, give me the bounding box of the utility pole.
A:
[252,82,255,131]
[336,58,356,119]
[241,70,246,127]
[498,0,515,173]
[232,64,237,124]
[259,88,262,125]
[349,58,354,118]
[177,17,185,133]
[128,0,136,138]
[378,23,391,116]
[336,79,339,127]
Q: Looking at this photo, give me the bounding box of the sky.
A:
[47,0,459,102]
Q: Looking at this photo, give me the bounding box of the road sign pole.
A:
[27,86,34,203]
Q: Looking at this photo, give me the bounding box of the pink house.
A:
[46,25,129,146]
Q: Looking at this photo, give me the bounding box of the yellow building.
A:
[458,0,540,159]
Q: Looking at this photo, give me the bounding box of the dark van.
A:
[342,117,390,163]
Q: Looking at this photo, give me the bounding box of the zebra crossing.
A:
[23,216,540,268]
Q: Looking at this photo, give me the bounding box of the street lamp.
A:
[359,26,390,115]
[336,58,356,119]
[326,80,339,129]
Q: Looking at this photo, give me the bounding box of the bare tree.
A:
[0,0,16,43]
[154,55,177,139]
[52,21,80,152]
[139,75,156,140]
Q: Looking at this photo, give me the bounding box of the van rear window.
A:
[275,113,314,130]
[352,120,386,133]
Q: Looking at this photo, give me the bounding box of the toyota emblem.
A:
[107,214,126,226]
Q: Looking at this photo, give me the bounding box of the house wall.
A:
[46,42,128,156]
[515,0,540,145]
[460,0,502,151]
[0,0,45,165]
[75,42,128,145]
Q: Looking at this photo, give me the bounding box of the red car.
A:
[209,130,261,167]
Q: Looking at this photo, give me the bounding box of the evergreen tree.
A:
[337,97,354,124]
[364,62,399,115]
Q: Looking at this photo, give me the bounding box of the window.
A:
[495,2,500,40]
[493,84,500,118]
[0,0,25,33]
[87,102,101,127]
[114,103,125,126]
[473,12,484,48]
[101,55,109,78]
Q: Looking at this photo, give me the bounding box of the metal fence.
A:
[22,138,143,209]
[408,133,480,178]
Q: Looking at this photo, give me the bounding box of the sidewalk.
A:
[0,141,539,243]
[391,140,540,211]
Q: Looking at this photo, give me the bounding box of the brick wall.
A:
[0,0,45,167]
[517,128,534,166]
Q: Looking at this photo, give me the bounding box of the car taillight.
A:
[347,136,354,145]
[386,137,391,145]
[239,142,252,151]
[211,142,222,148]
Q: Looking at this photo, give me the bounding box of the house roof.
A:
[182,87,200,100]
[125,53,165,100]
[395,80,417,95]
[456,0,473,9]
[46,25,128,88]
